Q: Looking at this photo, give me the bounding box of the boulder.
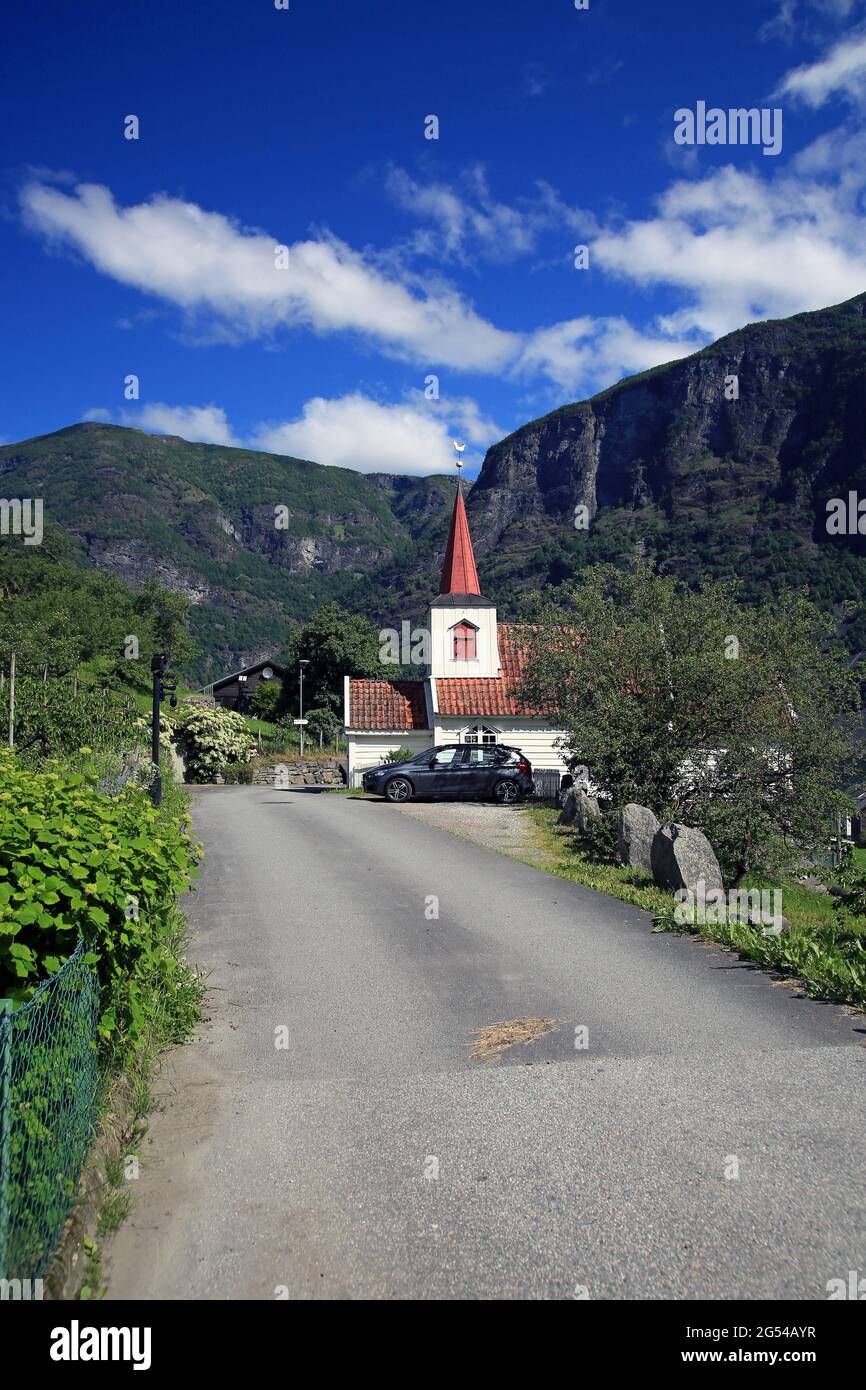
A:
[574,789,601,833]
[651,822,723,893]
[617,804,659,872]
[558,789,578,825]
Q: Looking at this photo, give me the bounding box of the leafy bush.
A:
[222,762,254,784]
[517,565,862,883]
[175,704,254,782]
[575,808,619,863]
[303,706,339,745]
[0,751,198,1034]
[138,703,255,782]
[383,746,413,764]
[249,681,280,720]
[14,679,138,764]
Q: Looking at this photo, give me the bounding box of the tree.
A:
[303,706,339,745]
[249,680,280,721]
[516,564,862,881]
[282,603,380,719]
[133,579,199,673]
[12,678,137,761]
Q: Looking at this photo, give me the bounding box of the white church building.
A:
[344,485,569,779]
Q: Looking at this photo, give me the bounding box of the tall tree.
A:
[132,579,199,673]
[283,603,380,719]
[516,564,862,880]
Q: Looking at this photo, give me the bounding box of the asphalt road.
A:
[105,786,865,1301]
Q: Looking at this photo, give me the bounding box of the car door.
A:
[411,746,460,797]
[443,746,481,798]
[473,745,509,797]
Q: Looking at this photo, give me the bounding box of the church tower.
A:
[428,484,501,679]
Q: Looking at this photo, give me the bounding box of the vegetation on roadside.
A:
[517,563,863,883]
[0,528,206,1286]
[526,804,866,1007]
[0,750,200,1034]
[172,705,254,783]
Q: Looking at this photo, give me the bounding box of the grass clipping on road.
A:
[467,1017,557,1063]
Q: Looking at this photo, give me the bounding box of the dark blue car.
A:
[362,744,533,804]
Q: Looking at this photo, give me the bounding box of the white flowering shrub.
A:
[136,704,254,781]
[175,705,255,782]
[135,709,176,750]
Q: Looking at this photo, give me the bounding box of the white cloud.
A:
[592,163,866,339]
[84,403,237,444]
[85,402,237,444]
[21,177,689,399]
[251,393,490,474]
[21,180,516,373]
[143,403,237,445]
[761,0,864,40]
[516,318,699,395]
[85,393,503,476]
[778,30,866,105]
[385,164,590,265]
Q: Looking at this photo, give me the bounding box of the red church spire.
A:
[439,483,481,596]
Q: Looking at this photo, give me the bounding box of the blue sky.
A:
[3,0,866,475]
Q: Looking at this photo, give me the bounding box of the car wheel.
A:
[384,776,413,803]
[492,779,519,804]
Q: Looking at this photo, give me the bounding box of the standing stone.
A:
[574,789,601,833]
[558,789,579,825]
[651,822,723,893]
[617,804,659,872]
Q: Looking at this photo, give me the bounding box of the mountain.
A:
[0,424,456,682]
[1,293,865,681]
[468,291,866,651]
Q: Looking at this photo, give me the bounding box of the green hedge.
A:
[0,750,199,1036]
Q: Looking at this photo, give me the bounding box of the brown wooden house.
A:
[203,660,287,713]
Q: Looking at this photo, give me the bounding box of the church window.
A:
[462,724,497,745]
[452,621,477,660]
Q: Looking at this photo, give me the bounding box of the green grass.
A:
[526,805,866,1009]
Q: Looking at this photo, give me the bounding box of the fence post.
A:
[0,998,11,1279]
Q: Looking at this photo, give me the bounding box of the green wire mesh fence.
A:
[0,940,99,1281]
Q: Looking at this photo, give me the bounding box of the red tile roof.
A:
[436,625,543,716]
[348,679,428,730]
[439,486,481,597]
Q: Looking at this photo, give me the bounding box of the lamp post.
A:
[150,652,177,807]
[298,659,309,757]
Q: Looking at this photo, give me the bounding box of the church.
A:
[344,485,569,780]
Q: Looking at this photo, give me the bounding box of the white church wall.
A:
[433,717,568,770]
[347,731,432,776]
[429,604,500,678]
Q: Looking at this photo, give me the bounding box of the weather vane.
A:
[451,439,466,473]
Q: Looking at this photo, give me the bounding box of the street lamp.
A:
[298,659,309,757]
[150,652,177,807]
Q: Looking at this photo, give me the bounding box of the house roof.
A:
[207,659,287,691]
[348,679,428,730]
[436,625,542,717]
[439,485,483,598]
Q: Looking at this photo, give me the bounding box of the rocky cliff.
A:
[466,293,866,647]
[2,294,865,678]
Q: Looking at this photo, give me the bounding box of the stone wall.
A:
[249,759,346,787]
